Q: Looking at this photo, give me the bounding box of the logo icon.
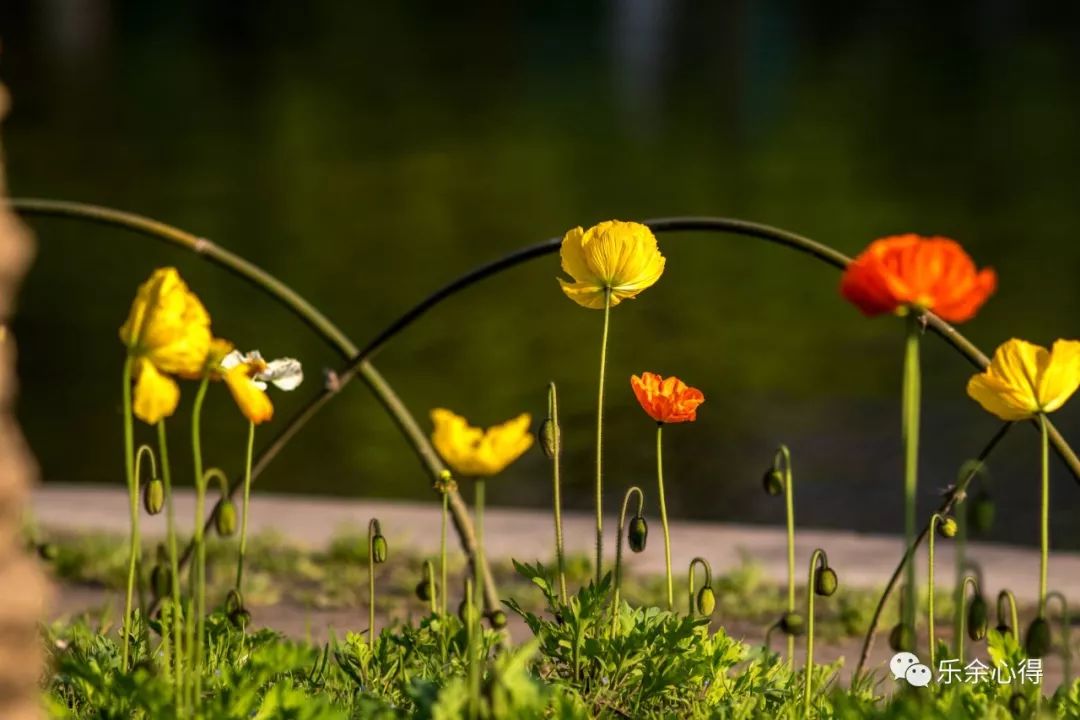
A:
[890,652,932,686]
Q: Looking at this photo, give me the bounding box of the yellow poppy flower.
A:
[967,338,1080,420]
[220,349,303,425]
[430,408,533,477]
[557,220,666,309]
[119,268,212,424]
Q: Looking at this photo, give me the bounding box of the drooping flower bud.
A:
[151,564,173,600]
[762,469,785,497]
[780,612,805,636]
[937,517,958,539]
[488,609,508,629]
[889,623,916,652]
[415,577,435,602]
[539,419,558,460]
[1009,694,1028,715]
[995,623,1012,636]
[967,594,988,641]
[1025,616,1051,658]
[696,586,716,616]
[968,491,995,535]
[225,589,244,615]
[143,478,165,515]
[628,515,648,553]
[215,500,237,537]
[371,531,388,564]
[458,599,480,625]
[229,607,251,630]
[814,566,838,597]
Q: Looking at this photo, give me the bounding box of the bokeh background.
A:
[3,2,1080,546]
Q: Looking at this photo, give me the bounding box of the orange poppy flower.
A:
[839,234,996,323]
[631,372,704,424]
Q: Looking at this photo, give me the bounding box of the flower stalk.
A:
[235,421,256,596]
[594,288,612,583]
[189,376,210,706]
[688,557,714,620]
[957,576,982,664]
[901,312,922,642]
[1047,591,1071,681]
[927,512,950,668]
[768,445,797,663]
[803,549,834,716]
[545,382,568,604]
[156,421,184,710]
[996,589,1019,643]
[612,486,644,635]
[653,424,675,610]
[120,356,137,671]
[368,518,386,642]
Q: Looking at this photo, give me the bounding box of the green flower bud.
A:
[225,589,244,615]
[627,516,648,553]
[215,500,237,537]
[780,612,805,636]
[696,586,716,616]
[814,567,838,597]
[889,623,916,652]
[371,534,388,564]
[995,623,1012,637]
[458,599,480,625]
[762,469,785,497]
[36,542,59,562]
[143,478,165,515]
[967,595,988,641]
[488,609,508,629]
[415,577,435,602]
[539,418,558,459]
[937,517,958,539]
[229,607,251,630]
[150,564,173,600]
[1009,693,1028,715]
[968,491,995,535]
[1025,616,1051,658]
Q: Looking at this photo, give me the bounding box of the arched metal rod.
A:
[8,198,500,611]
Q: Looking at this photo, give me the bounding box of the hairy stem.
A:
[656,424,674,610]
[612,486,644,635]
[120,356,136,671]
[548,382,568,604]
[901,313,921,638]
[156,421,184,711]
[190,376,209,707]
[1039,413,1050,616]
[595,289,612,583]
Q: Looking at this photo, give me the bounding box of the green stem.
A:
[804,549,828,716]
[1047,591,1071,681]
[156,421,184,711]
[1039,413,1050,615]
[927,513,947,668]
[471,479,485,717]
[901,313,921,638]
[440,487,449,616]
[778,445,796,664]
[368,518,378,643]
[474,479,486,619]
[612,486,644,635]
[595,288,612,584]
[189,376,209,706]
[997,589,1019,643]
[954,490,968,657]
[466,576,478,720]
[656,424,674,610]
[548,382,567,604]
[958,576,980,664]
[851,423,1010,681]
[235,421,255,593]
[120,356,136,671]
[687,557,712,619]
[424,560,437,615]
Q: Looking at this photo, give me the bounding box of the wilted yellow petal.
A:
[223,366,273,425]
[132,360,180,425]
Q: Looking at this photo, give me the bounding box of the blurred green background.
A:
[3,2,1080,546]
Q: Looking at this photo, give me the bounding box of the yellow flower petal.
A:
[223,365,274,425]
[557,220,665,309]
[1038,340,1080,413]
[966,337,1080,420]
[132,359,180,425]
[430,408,533,477]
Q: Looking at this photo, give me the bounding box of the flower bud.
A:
[1025,616,1051,658]
[967,595,988,641]
[889,623,916,652]
[225,589,244,615]
[458,599,480,625]
[36,542,59,562]
[371,534,388,564]
[415,577,435,602]
[780,612,805,636]
[628,516,648,553]
[762,469,784,497]
[696,586,716,616]
[143,478,165,515]
[968,491,995,535]
[150,564,173,600]
[995,623,1012,636]
[814,567,838,597]
[1009,693,1028,715]
[539,419,558,459]
[229,607,251,630]
[488,609,508,629]
[937,517,958,539]
[215,500,237,537]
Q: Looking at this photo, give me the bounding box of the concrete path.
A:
[29,484,1080,603]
